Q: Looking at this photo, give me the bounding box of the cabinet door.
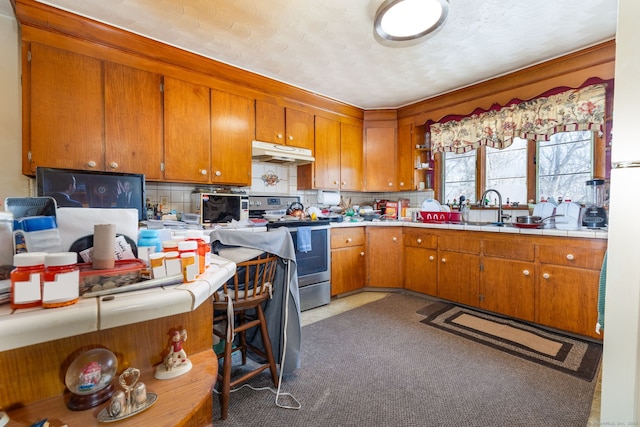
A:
[105,63,163,179]
[210,90,253,186]
[313,116,341,189]
[404,246,437,295]
[366,227,403,287]
[163,77,211,183]
[331,245,366,296]
[396,123,414,191]
[437,250,480,307]
[285,108,314,151]
[255,100,285,144]
[536,265,600,339]
[364,127,396,191]
[481,258,535,322]
[340,123,364,191]
[29,43,103,173]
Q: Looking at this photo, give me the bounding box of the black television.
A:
[36,167,146,221]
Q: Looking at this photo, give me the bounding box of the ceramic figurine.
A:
[154,328,193,380]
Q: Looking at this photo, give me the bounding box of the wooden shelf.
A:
[7,350,217,427]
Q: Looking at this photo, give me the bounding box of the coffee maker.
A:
[582,178,607,228]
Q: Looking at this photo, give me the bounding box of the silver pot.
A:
[516,215,559,224]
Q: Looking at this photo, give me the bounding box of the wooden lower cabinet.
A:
[330,227,366,296]
[366,227,403,288]
[481,257,535,322]
[403,228,437,295]
[437,250,480,307]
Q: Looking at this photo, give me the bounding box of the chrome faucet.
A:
[480,189,510,224]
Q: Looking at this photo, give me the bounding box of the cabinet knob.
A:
[523,270,530,276]
[388,182,393,186]
[200,169,207,175]
[214,170,222,176]
[428,256,434,261]
[543,273,550,279]
[341,181,346,186]
[360,251,365,256]
[288,135,294,141]
[109,161,118,169]
[334,180,339,185]
[346,238,352,243]
[441,258,446,263]
[399,181,404,186]
[87,160,97,168]
[416,238,422,244]
[392,237,397,242]
[566,254,574,261]
[277,133,283,139]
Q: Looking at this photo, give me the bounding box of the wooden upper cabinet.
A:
[210,90,253,186]
[396,123,414,191]
[163,77,211,183]
[27,43,104,174]
[364,127,397,191]
[255,100,314,151]
[340,122,364,191]
[104,62,163,179]
[313,116,341,190]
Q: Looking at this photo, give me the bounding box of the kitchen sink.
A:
[463,221,515,227]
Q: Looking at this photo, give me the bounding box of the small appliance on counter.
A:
[555,200,582,230]
[582,178,607,228]
[532,202,556,229]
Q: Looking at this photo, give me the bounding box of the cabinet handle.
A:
[341,181,346,186]
[388,182,393,186]
[360,251,365,256]
[87,160,97,168]
[288,135,294,141]
[200,169,207,175]
[109,161,118,169]
[334,180,339,185]
[429,256,434,261]
[392,237,397,242]
[346,238,352,243]
[277,133,283,139]
[566,254,574,261]
[523,270,530,276]
[441,258,446,263]
[416,238,422,244]
[399,181,404,186]
[543,273,550,279]
[214,170,222,176]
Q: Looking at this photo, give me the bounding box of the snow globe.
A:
[64,348,118,410]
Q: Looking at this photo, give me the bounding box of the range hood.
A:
[252,140,315,165]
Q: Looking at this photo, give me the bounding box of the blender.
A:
[582,178,607,228]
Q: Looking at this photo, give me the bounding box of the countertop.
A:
[329,219,608,239]
[0,254,236,352]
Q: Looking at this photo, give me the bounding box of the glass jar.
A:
[11,252,46,309]
[43,252,79,308]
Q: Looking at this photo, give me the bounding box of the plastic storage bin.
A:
[78,259,146,295]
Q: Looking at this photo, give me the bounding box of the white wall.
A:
[0,12,30,207]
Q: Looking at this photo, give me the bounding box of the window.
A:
[443,151,476,204]
[486,138,528,204]
[537,131,593,203]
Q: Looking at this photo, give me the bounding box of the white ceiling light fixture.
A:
[374,0,449,42]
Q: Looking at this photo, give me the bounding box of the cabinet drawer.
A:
[537,243,606,270]
[438,233,480,254]
[331,227,365,249]
[403,228,437,249]
[483,237,534,261]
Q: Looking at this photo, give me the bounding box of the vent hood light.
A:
[252,141,315,165]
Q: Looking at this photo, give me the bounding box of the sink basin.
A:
[463,221,514,227]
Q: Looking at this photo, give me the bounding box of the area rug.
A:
[418,302,602,381]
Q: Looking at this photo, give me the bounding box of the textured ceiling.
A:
[1,0,618,109]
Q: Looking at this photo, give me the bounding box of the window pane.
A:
[486,138,528,204]
[537,131,593,203]
[443,151,476,204]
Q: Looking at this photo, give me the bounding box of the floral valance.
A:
[429,82,608,153]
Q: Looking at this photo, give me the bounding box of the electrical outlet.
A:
[160,196,169,206]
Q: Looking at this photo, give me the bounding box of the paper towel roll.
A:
[317,190,340,206]
[56,208,139,253]
[93,224,116,269]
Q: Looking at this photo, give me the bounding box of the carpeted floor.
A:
[213,293,598,426]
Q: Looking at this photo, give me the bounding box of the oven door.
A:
[287,226,330,287]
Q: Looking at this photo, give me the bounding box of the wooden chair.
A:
[212,252,279,420]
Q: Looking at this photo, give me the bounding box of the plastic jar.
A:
[11,252,46,309]
[164,250,181,276]
[162,240,179,253]
[42,252,79,308]
[181,252,197,282]
[13,216,62,254]
[0,211,13,266]
[138,229,161,252]
[186,230,207,274]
